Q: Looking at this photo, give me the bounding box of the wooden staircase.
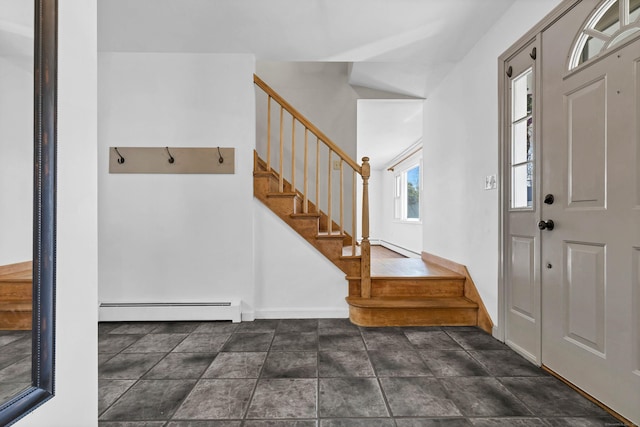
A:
[0,261,32,330]
[254,74,492,332]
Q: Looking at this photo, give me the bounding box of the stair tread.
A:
[291,213,321,218]
[316,232,346,239]
[346,296,478,309]
[0,270,32,282]
[372,258,464,279]
[266,192,299,198]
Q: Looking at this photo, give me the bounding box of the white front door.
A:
[504,38,542,364]
[540,0,640,421]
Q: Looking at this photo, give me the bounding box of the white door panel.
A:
[504,39,542,364]
[541,1,640,421]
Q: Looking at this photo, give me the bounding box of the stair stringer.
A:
[253,158,363,280]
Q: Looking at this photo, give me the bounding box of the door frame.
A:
[497,0,581,343]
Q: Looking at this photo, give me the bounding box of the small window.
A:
[394,163,421,222]
[570,0,640,69]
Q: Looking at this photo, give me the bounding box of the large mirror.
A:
[0,0,56,424]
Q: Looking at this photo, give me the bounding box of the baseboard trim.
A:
[254,307,349,319]
[99,300,241,323]
[378,241,421,258]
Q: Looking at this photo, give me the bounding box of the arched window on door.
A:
[569,0,640,69]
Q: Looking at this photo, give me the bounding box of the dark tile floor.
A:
[0,330,32,402]
[98,320,625,427]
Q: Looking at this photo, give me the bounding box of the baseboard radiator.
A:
[99,301,241,323]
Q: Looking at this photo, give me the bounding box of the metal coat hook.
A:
[166,147,175,164]
[114,147,125,164]
[217,147,224,164]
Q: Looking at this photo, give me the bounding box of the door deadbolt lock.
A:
[546,263,552,269]
[538,220,555,230]
[544,194,554,205]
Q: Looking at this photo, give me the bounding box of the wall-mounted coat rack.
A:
[109,147,235,174]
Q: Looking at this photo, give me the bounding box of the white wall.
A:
[98,53,256,317]
[17,0,99,424]
[422,0,563,325]
[0,0,33,266]
[0,57,32,265]
[256,62,358,158]
[253,201,349,318]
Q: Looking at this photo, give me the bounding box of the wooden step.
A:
[265,192,303,215]
[371,277,464,298]
[0,303,32,330]
[346,296,478,327]
[0,262,33,331]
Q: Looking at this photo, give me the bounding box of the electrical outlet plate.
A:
[485,174,497,190]
[333,160,341,170]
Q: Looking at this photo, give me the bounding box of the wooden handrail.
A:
[254,74,371,296]
[254,74,362,174]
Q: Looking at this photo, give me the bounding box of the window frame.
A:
[393,158,423,224]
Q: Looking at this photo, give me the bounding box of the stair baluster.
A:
[360,157,371,297]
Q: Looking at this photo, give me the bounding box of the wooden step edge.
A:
[253,169,278,178]
[345,296,478,309]
[0,261,32,277]
[0,302,33,311]
[290,213,321,218]
[266,192,299,198]
[0,278,32,283]
[316,232,347,239]
[339,255,362,261]
[370,275,466,281]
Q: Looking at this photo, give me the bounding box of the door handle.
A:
[538,220,555,231]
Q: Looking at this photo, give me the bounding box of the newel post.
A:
[361,157,371,298]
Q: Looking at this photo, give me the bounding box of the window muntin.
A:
[570,0,640,69]
[510,68,534,209]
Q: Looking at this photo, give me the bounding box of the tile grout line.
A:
[98,324,167,419]
[166,321,235,423]
[362,327,399,427]
[240,320,277,424]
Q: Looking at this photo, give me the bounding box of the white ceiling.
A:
[97,0,516,168]
[357,100,424,170]
[98,0,515,97]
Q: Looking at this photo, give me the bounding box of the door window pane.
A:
[510,68,534,209]
[512,164,533,208]
[512,71,533,121]
[512,118,533,164]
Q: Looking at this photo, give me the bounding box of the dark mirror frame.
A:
[0,0,57,424]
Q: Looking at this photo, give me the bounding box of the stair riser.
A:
[348,279,361,297]
[254,173,280,194]
[371,279,464,298]
[263,195,302,216]
[335,259,361,278]
[349,306,478,327]
[290,217,320,235]
[0,282,32,302]
[0,310,32,330]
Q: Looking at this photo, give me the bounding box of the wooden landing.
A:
[346,251,478,328]
[372,258,464,279]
